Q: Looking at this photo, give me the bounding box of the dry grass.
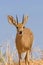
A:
[13,59,43,65]
[0,57,43,65]
[0,42,43,65]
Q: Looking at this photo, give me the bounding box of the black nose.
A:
[19,31,22,34]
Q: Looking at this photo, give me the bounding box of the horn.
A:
[22,15,24,24]
[16,15,18,24]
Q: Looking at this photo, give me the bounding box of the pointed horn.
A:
[16,15,18,24]
[22,15,24,24]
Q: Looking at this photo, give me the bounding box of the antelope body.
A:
[8,15,34,65]
[16,28,33,53]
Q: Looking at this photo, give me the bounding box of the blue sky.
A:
[0,0,43,61]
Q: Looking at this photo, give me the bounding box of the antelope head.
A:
[8,15,28,35]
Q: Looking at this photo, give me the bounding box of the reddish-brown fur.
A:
[16,28,33,54]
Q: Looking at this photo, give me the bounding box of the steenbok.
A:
[8,15,34,65]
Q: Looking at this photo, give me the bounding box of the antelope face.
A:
[8,15,28,35]
[16,23,25,35]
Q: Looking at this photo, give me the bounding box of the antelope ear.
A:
[22,15,28,25]
[8,15,17,27]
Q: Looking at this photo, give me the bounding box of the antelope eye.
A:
[16,27,18,29]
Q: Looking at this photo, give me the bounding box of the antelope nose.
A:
[19,31,22,34]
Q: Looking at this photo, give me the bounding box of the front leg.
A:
[25,50,30,65]
[18,53,21,65]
